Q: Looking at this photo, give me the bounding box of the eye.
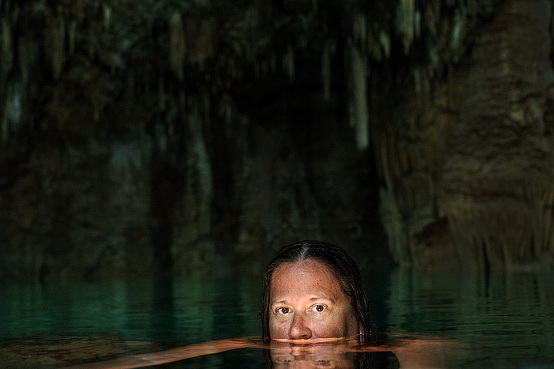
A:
[312,304,326,313]
[275,306,291,315]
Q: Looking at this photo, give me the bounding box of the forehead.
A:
[270,259,344,299]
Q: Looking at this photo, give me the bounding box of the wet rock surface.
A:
[1,0,553,279]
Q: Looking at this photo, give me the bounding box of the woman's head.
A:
[261,240,375,343]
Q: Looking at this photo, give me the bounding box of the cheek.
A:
[312,323,343,338]
[312,313,353,338]
[269,318,289,339]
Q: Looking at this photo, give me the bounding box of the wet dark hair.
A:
[261,240,376,343]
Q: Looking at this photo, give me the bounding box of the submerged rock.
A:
[0,336,165,368]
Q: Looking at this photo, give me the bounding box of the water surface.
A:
[1,268,553,368]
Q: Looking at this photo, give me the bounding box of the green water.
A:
[1,269,554,368]
[0,276,262,345]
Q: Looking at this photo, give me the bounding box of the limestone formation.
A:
[1,0,552,280]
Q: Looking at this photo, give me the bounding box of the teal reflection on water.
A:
[1,268,554,368]
[0,275,262,346]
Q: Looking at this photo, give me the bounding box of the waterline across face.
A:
[268,259,359,341]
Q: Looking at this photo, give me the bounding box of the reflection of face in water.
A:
[269,259,359,340]
[270,341,357,369]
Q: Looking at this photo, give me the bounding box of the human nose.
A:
[289,312,312,339]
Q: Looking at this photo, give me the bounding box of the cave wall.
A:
[1,0,553,281]
[375,0,554,272]
[440,0,554,271]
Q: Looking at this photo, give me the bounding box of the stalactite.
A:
[424,1,440,37]
[534,184,554,255]
[68,20,76,55]
[349,45,369,150]
[103,3,111,31]
[185,18,215,70]
[428,44,440,78]
[321,40,333,101]
[1,104,7,144]
[158,76,166,111]
[17,37,35,85]
[44,12,65,80]
[352,14,367,50]
[181,108,214,242]
[446,183,554,270]
[1,83,22,144]
[396,0,415,55]
[414,9,421,39]
[283,43,295,81]
[397,141,409,174]
[169,11,186,81]
[413,68,421,93]
[380,134,394,190]
[220,94,233,124]
[450,9,463,62]
[544,189,554,252]
[1,17,13,73]
[416,173,433,209]
[365,32,379,61]
[379,187,411,266]
[202,90,210,125]
[254,58,260,80]
[379,31,391,59]
[270,52,277,73]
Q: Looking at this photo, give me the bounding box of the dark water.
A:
[382,269,554,368]
[1,268,554,368]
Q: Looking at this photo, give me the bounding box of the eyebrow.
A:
[271,296,336,305]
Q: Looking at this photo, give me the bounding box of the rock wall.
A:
[1,0,553,281]
[440,0,554,271]
[376,0,554,272]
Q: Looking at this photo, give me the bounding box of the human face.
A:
[269,259,359,341]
